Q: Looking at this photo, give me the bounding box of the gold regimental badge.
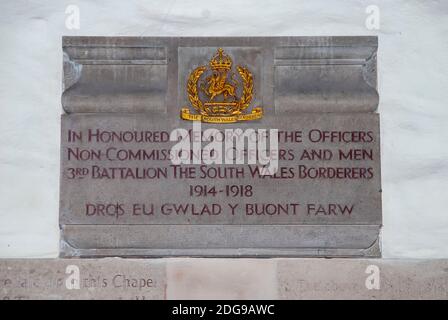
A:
[181,48,263,123]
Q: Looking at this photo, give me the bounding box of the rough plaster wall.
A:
[0,0,447,258]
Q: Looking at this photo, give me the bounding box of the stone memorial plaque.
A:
[60,36,381,257]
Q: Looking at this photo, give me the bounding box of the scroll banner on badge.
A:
[180,107,263,123]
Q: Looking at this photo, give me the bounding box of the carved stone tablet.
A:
[60,36,381,257]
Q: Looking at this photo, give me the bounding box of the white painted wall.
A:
[0,0,447,258]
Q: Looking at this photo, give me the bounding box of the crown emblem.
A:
[181,48,263,123]
[209,48,232,71]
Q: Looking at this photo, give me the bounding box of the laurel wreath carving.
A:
[187,65,254,115]
[187,65,207,114]
[236,66,253,112]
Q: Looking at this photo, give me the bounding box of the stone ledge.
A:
[1,258,447,299]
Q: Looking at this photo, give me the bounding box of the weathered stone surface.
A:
[0,258,165,300]
[60,225,381,257]
[1,259,447,299]
[277,259,448,299]
[62,36,378,114]
[62,40,168,113]
[59,112,381,257]
[59,36,381,257]
[166,259,278,299]
[274,45,378,112]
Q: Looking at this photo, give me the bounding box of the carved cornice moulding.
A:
[61,36,378,114]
